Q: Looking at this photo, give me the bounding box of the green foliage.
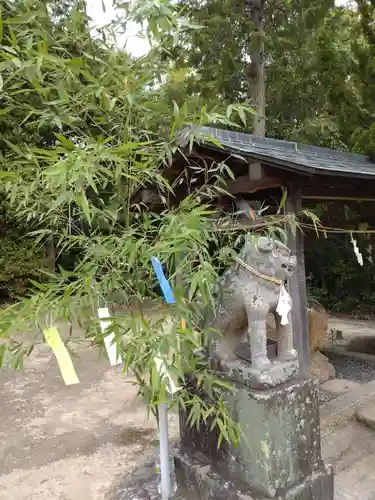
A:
[306,232,375,314]
[171,0,253,103]
[305,200,375,315]
[0,195,46,300]
[0,236,43,300]
[351,122,375,158]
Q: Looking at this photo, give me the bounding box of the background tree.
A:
[172,0,372,148]
[350,0,375,156]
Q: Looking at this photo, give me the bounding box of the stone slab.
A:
[322,420,375,500]
[356,398,375,430]
[347,335,375,355]
[321,379,362,396]
[174,449,334,500]
[321,345,375,365]
[320,379,375,438]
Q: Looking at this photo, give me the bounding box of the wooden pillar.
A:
[286,186,310,376]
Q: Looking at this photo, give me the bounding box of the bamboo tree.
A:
[0,0,304,446]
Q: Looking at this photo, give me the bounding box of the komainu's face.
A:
[270,245,297,280]
[242,236,297,281]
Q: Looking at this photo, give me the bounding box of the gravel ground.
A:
[327,354,375,383]
[112,451,188,500]
[318,353,375,404]
[0,340,178,500]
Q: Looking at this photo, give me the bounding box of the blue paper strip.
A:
[151,257,175,305]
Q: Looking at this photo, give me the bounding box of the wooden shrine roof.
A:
[183,126,375,180]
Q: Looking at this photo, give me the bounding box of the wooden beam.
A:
[226,175,282,195]
[214,214,287,231]
[286,186,310,376]
[302,185,375,202]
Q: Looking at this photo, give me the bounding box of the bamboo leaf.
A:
[77,191,91,225]
[55,134,75,151]
[217,417,229,447]
[3,138,24,156]
[278,187,287,214]
[238,106,246,126]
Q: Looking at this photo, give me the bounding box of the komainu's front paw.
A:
[210,353,230,374]
[279,348,298,362]
[252,357,272,371]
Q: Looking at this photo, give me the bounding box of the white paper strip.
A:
[350,233,363,266]
[276,285,292,326]
[97,307,121,366]
[367,244,373,265]
[154,356,180,395]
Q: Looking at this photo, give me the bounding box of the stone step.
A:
[356,398,375,430]
[321,378,362,397]
[322,421,375,500]
[320,379,375,438]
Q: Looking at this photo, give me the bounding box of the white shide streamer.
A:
[97,307,122,366]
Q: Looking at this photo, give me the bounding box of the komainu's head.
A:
[241,235,297,281]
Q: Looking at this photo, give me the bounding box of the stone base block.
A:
[178,377,334,499]
[225,358,299,389]
[174,450,334,500]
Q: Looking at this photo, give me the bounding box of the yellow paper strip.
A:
[43,327,79,385]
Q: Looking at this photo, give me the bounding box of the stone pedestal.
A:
[175,377,334,499]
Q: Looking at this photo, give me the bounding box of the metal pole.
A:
[150,257,175,499]
[158,402,171,499]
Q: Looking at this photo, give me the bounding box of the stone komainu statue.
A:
[209,235,298,372]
